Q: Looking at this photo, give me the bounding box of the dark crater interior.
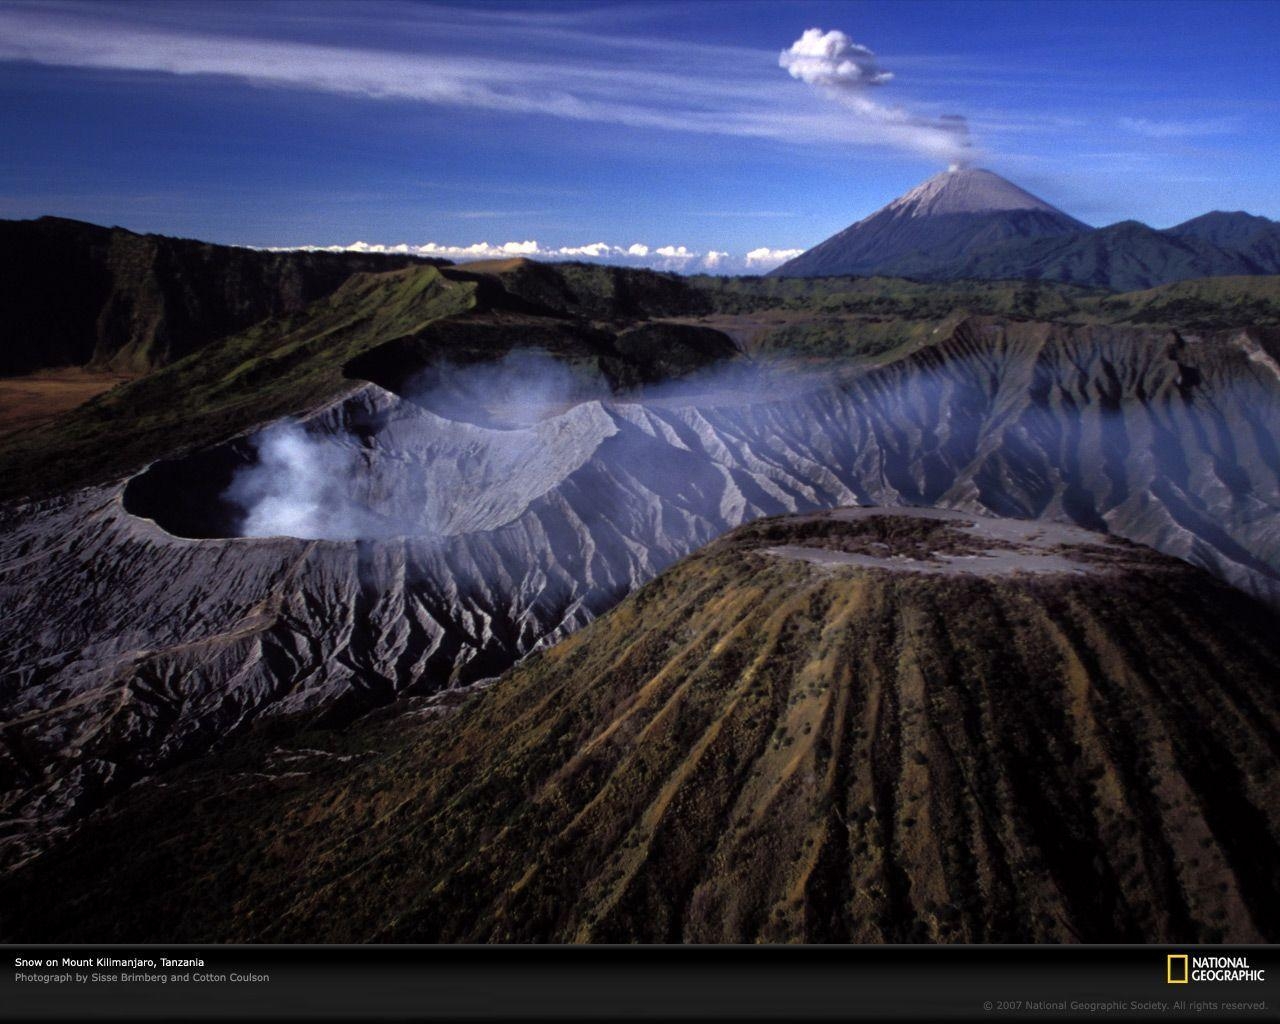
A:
[122,439,258,539]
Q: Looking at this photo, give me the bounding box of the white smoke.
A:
[223,351,615,540]
[780,28,973,164]
[219,345,834,543]
[401,349,604,430]
[225,421,378,539]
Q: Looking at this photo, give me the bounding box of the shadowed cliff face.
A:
[4,510,1277,944]
[0,217,447,375]
[2,318,1279,869]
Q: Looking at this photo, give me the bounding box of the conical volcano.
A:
[771,167,1088,278]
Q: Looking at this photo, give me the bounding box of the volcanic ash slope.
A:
[6,509,1277,943]
[2,319,1279,868]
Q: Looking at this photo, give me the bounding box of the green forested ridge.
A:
[3,237,1279,503]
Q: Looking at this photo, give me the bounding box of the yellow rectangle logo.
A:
[1167,954,1189,984]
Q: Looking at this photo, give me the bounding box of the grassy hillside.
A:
[0,261,737,502]
[0,216,447,375]
[689,274,1101,318]
[0,266,478,500]
[678,273,1280,358]
[6,511,1277,943]
[1089,275,1280,327]
[691,271,1280,326]
[4,252,1279,501]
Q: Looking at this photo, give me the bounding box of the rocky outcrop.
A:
[1,319,1278,868]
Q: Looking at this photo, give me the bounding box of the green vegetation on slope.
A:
[689,273,1103,319]
[691,271,1280,327]
[4,249,1279,502]
[0,216,447,375]
[1089,275,1280,327]
[0,266,478,500]
[679,273,1280,359]
[5,513,1277,944]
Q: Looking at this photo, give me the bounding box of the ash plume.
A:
[780,28,974,164]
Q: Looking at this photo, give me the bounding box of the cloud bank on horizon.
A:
[269,238,804,274]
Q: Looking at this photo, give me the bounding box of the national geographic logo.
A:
[1167,954,1266,984]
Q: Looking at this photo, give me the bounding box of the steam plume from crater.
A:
[780,27,974,164]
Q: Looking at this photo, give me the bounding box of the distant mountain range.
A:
[772,168,1280,290]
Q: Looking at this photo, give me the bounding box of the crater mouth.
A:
[121,380,620,543]
[119,332,770,543]
[122,438,259,540]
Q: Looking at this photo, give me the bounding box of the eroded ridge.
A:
[3,320,1279,867]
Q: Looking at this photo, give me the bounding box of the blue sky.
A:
[1,0,1276,271]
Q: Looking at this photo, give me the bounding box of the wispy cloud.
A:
[0,3,979,160]
[1118,115,1242,139]
[448,210,551,220]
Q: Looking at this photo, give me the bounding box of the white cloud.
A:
[779,27,972,163]
[779,28,893,89]
[744,247,805,269]
[325,239,541,260]
[268,239,812,274]
[557,241,613,257]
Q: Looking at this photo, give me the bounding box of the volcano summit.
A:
[772,167,1280,289]
[771,168,1088,279]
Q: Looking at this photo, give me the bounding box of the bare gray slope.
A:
[2,319,1279,866]
[882,168,1065,217]
[771,168,1087,278]
[5,507,1278,945]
